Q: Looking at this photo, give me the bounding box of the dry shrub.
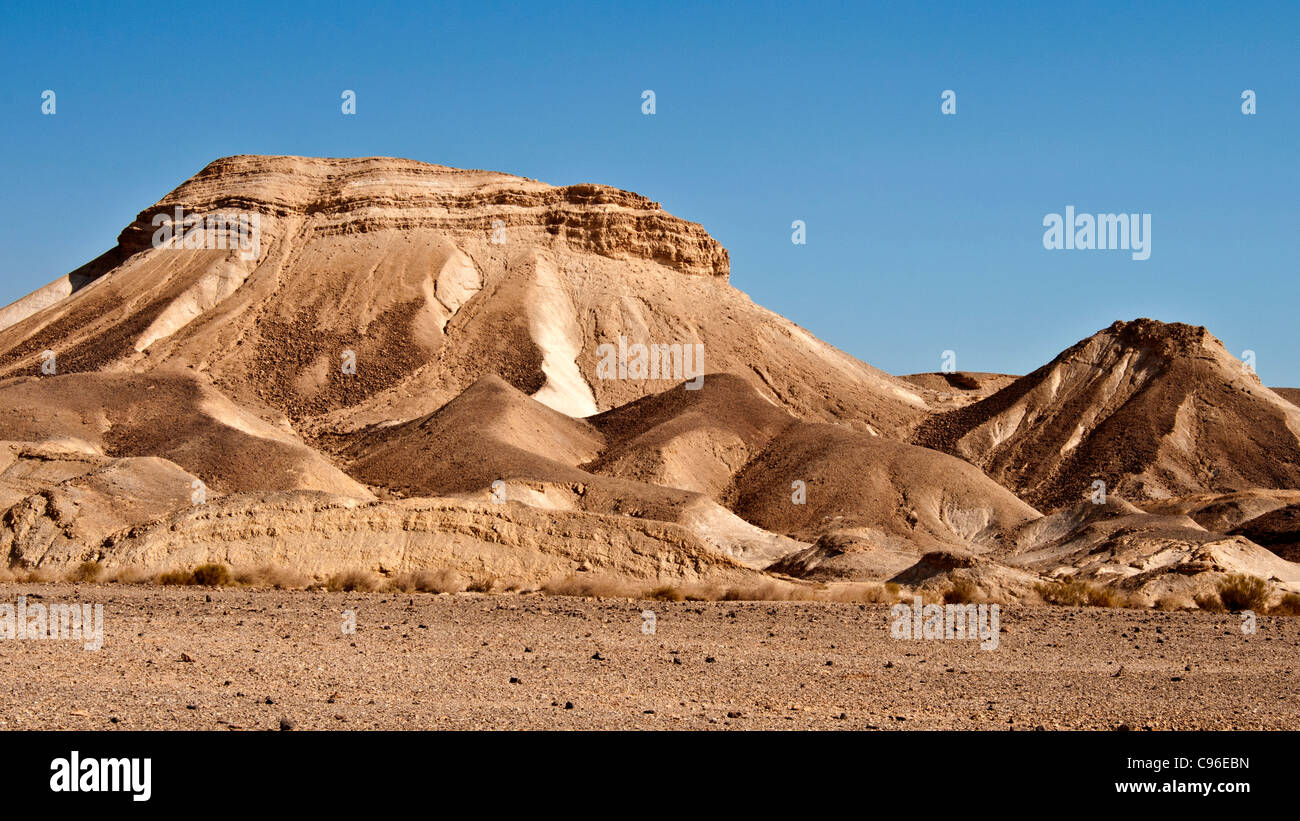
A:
[158,563,233,586]
[654,581,909,604]
[536,574,949,605]
[644,580,895,603]
[915,588,949,606]
[1093,586,1129,608]
[67,561,103,583]
[720,580,806,601]
[387,569,466,594]
[466,574,500,594]
[234,565,310,590]
[107,566,151,585]
[13,567,54,583]
[1037,579,1124,608]
[1216,574,1270,612]
[542,574,636,598]
[1270,592,1300,616]
[719,581,901,602]
[192,563,232,586]
[682,585,723,601]
[817,582,893,603]
[646,585,685,602]
[1194,592,1226,613]
[1154,593,1190,611]
[944,577,981,604]
[327,569,378,592]
[157,569,194,586]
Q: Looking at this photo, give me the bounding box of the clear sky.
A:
[2,1,1297,382]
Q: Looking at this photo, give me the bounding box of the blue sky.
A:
[2,1,1297,382]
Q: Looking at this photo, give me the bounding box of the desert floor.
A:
[1,583,1296,730]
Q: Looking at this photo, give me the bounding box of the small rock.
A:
[279,717,295,731]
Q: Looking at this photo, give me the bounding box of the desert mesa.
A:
[2,155,1299,609]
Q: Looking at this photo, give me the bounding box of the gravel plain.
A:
[2,582,1297,731]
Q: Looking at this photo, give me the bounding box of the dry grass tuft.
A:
[1154,593,1191,611]
[66,561,103,583]
[3,567,55,583]
[1036,579,1126,608]
[1216,573,1270,612]
[466,574,500,594]
[542,576,909,604]
[106,566,151,584]
[326,569,378,592]
[720,580,806,601]
[819,582,897,603]
[192,563,231,586]
[943,577,982,604]
[646,585,685,602]
[157,569,191,585]
[158,563,233,587]
[1270,592,1300,616]
[1194,591,1226,613]
[234,565,310,590]
[386,569,466,594]
[542,574,636,598]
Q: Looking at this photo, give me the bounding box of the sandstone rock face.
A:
[82,493,761,587]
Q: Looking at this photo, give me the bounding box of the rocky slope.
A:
[913,319,1300,511]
